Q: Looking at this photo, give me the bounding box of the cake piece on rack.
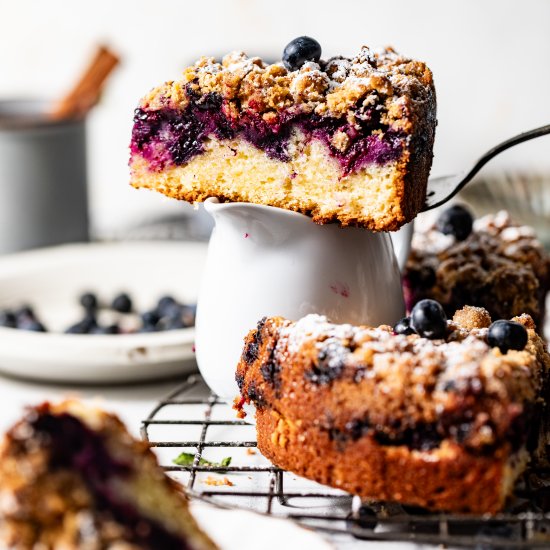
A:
[130,37,436,231]
[235,303,550,514]
[0,400,217,550]
[404,207,550,327]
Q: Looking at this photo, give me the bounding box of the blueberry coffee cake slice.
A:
[235,302,550,514]
[404,207,550,327]
[0,401,217,550]
[130,37,436,231]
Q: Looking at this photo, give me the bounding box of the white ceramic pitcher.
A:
[195,198,413,402]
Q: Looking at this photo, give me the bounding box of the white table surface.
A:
[0,371,180,438]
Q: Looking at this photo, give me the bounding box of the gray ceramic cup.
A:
[0,99,89,254]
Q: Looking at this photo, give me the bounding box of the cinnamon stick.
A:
[50,45,120,121]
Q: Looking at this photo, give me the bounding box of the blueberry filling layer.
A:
[305,337,348,384]
[131,91,404,174]
[241,317,267,365]
[326,403,535,455]
[32,413,191,550]
[260,345,282,393]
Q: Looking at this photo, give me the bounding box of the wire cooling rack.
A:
[141,374,550,548]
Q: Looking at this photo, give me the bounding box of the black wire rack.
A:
[141,374,550,548]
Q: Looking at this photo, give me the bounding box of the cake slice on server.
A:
[130,37,436,231]
[0,401,217,550]
[235,303,550,514]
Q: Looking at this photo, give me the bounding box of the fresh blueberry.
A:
[158,301,196,329]
[436,204,474,241]
[393,317,415,335]
[0,310,17,328]
[139,324,157,333]
[111,293,132,313]
[18,319,46,332]
[487,320,528,354]
[80,292,98,312]
[15,305,35,321]
[162,301,184,319]
[90,324,119,335]
[157,295,177,315]
[157,315,186,331]
[65,314,97,334]
[282,36,322,71]
[181,304,197,327]
[142,310,160,327]
[65,323,86,334]
[410,299,448,339]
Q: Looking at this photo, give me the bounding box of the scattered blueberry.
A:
[90,324,119,335]
[139,324,157,333]
[157,295,177,316]
[18,319,46,332]
[282,36,322,71]
[142,310,160,327]
[65,323,87,334]
[111,293,132,313]
[15,305,35,322]
[487,320,528,354]
[157,315,186,331]
[4,292,195,335]
[0,310,17,328]
[436,204,474,241]
[410,299,448,339]
[65,314,97,335]
[393,317,415,335]
[80,292,98,312]
[161,301,184,320]
[181,304,196,327]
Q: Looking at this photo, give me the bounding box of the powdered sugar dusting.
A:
[279,314,358,356]
[275,313,537,403]
[166,44,434,123]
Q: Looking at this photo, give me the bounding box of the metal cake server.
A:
[422,123,550,212]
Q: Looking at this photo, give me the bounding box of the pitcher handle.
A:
[389,221,414,272]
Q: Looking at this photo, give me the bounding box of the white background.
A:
[1,0,550,237]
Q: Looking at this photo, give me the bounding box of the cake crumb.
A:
[233,396,247,418]
[246,448,257,455]
[203,476,234,487]
[452,306,492,330]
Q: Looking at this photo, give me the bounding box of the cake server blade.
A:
[422,123,550,212]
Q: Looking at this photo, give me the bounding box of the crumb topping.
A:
[276,311,541,406]
[140,46,434,133]
[406,211,550,325]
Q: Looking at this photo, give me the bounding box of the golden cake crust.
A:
[256,408,525,514]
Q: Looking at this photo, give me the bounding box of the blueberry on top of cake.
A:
[130,37,436,231]
[235,305,550,513]
[0,401,217,550]
[404,208,550,327]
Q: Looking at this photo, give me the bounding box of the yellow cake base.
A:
[130,135,421,231]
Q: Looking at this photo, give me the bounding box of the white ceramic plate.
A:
[0,241,207,383]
